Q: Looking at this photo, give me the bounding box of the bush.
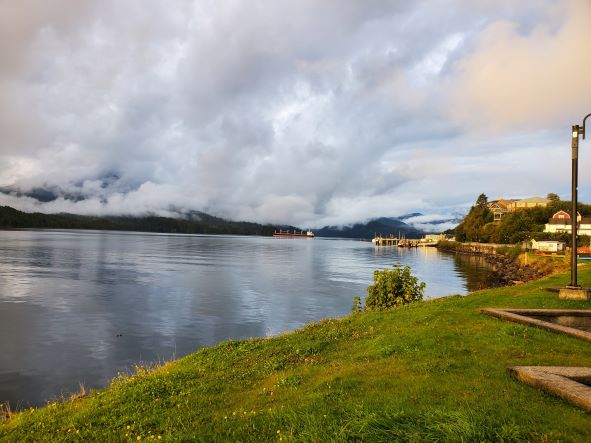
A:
[495,245,522,260]
[351,296,362,314]
[363,265,426,311]
[437,240,461,251]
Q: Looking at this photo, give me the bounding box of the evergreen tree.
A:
[454,194,493,242]
[546,193,560,203]
[476,193,488,207]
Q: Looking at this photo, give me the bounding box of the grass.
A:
[2,270,591,441]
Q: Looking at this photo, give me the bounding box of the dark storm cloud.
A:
[0,0,589,229]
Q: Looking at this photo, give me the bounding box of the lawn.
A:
[1,270,591,442]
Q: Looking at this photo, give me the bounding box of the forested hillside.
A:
[0,206,284,236]
[315,216,423,239]
[454,194,591,244]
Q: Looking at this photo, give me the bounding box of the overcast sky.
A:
[1,0,590,230]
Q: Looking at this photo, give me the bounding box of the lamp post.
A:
[568,113,591,288]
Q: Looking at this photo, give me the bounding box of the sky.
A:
[1,0,591,231]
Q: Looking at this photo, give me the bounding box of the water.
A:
[0,230,492,407]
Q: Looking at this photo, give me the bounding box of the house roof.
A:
[519,197,550,204]
[487,202,509,211]
[552,210,579,218]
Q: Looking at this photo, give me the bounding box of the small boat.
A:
[273,229,314,238]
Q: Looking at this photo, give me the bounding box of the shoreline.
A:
[437,241,567,287]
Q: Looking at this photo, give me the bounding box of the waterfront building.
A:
[544,211,591,236]
[529,239,565,253]
[423,234,447,242]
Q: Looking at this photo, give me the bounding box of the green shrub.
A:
[506,245,522,260]
[437,240,461,251]
[351,296,362,314]
[495,245,521,259]
[363,265,426,311]
[495,246,509,256]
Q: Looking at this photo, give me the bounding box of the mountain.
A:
[314,216,423,239]
[0,185,86,203]
[397,212,423,221]
[0,206,292,236]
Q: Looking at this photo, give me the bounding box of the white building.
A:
[544,210,591,236]
[423,234,446,242]
[530,239,565,253]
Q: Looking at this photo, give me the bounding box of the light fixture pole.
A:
[569,113,591,288]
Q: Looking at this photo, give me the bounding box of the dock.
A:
[371,236,438,247]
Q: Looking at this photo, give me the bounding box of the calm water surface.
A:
[0,230,492,407]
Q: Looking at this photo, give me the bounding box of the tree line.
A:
[0,206,286,236]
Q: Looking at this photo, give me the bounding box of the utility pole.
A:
[571,124,579,287]
[560,114,591,300]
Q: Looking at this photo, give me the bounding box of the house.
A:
[487,197,549,220]
[530,239,565,253]
[508,197,550,211]
[544,210,591,236]
[487,199,511,221]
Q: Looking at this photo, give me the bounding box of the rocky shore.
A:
[437,241,560,287]
[484,253,549,287]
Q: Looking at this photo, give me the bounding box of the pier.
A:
[371,236,438,247]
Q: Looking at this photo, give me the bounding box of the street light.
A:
[568,113,591,289]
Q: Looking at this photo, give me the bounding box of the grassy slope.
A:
[2,272,591,442]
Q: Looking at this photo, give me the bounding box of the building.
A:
[544,210,591,236]
[487,197,549,221]
[487,199,511,221]
[530,239,565,253]
[508,197,550,211]
[422,234,447,242]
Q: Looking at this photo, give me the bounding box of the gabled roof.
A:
[552,210,571,218]
[487,202,509,211]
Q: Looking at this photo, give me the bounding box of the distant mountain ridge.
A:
[314,216,424,239]
[0,206,292,236]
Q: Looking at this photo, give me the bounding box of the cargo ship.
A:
[273,229,314,238]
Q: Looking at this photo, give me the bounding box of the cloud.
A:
[450,0,591,131]
[402,213,462,233]
[0,1,588,228]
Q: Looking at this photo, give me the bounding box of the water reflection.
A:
[451,253,495,292]
[0,230,493,407]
